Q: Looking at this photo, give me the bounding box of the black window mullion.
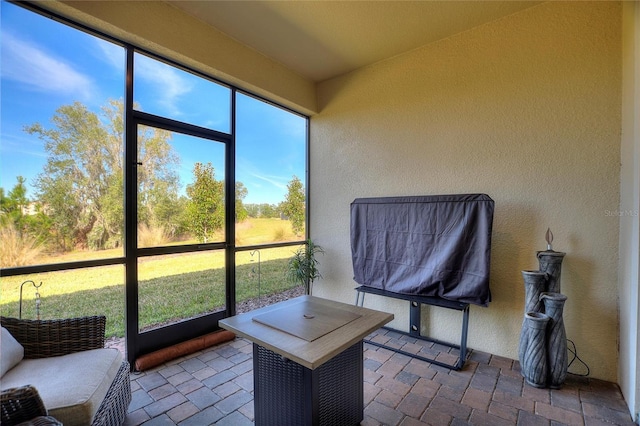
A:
[124,45,139,368]
[226,89,238,316]
[305,118,311,240]
[132,110,231,143]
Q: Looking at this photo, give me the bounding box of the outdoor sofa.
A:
[1,315,131,426]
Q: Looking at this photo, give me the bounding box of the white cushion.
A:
[1,348,123,426]
[1,326,24,377]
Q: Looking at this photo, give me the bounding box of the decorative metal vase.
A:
[521,312,550,388]
[536,251,566,294]
[541,292,568,389]
[519,270,548,370]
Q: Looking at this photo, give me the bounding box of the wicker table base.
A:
[253,341,363,426]
[219,296,393,425]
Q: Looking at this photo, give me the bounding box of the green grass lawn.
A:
[1,219,305,337]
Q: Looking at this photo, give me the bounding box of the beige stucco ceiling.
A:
[166,1,541,83]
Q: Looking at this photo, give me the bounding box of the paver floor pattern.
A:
[125,328,634,425]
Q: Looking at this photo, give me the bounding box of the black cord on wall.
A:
[567,338,590,377]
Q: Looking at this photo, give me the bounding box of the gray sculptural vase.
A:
[521,270,548,313]
[536,250,566,294]
[519,270,548,370]
[521,312,551,388]
[540,292,568,389]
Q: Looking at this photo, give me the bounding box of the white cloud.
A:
[252,172,288,191]
[0,132,46,158]
[95,38,125,72]
[235,158,292,204]
[237,158,287,190]
[134,53,193,116]
[1,32,94,100]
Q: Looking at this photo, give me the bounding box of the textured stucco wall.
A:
[311,1,621,382]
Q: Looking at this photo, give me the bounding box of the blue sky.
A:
[1,2,307,205]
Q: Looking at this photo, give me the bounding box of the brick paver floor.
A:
[124,329,635,425]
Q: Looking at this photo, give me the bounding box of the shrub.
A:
[272,226,286,241]
[138,223,169,248]
[0,223,43,267]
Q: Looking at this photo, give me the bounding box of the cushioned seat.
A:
[1,316,131,426]
[2,349,123,426]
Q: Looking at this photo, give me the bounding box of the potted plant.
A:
[287,239,325,295]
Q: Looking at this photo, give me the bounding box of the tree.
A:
[1,178,35,240]
[135,122,181,233]
[185,162,224,243]
[262,203,278,218]
[282,175,305,236]
[235,182,248,223]
[0,177,50,266]
[26,100,180,251]
[28,102,106,250]
[1,176,28,225]
[8,177,28,214]
[245,203,278,218]
[0,188,6,215]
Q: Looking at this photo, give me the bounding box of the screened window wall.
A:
[0,2,308,363]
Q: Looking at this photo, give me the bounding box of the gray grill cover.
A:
[351,194,494,307]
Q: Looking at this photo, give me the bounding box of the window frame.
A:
[0,1,310,366]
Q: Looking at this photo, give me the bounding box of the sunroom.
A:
[1,1,639,424]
